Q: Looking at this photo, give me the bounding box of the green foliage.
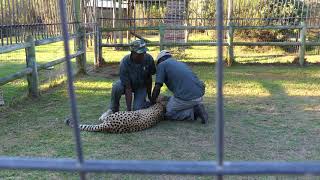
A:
[236,0,308,52]
[260,0,307,26]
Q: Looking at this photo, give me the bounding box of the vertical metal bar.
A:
[99,0,102,28]
[14,0,20,43]
[7,0,12,45]
[216,0,224,179]
[44,0,49,39]
[159,24,165,50]
[58,0,86,179]
[27,1,30,38]
[0,0,4,46]
[52,0,56,37]
[227,0,233,25]
[35,0,40,40]
[48,0,53,38]
[134,0,136,33]
[12,0,17,44]
[282,0,289,25]
[113,0,117,43]
[301,0,305,22]
[305,0,310,26]
[142,0,145,25]
[4,0,8,45]
[20,0,25,42]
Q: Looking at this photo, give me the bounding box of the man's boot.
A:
[194,104,208,124]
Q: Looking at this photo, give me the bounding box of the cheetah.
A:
[65,96,169,133]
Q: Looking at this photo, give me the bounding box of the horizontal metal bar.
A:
[0,68,33,86]
[1,157,320,175]
[0,22,77,28]
[37,51,84,70]
[0,42,31,54]
[100,25,305,32]
[233,42,302,46]
[235,25,303,30]
[101,42,229,47]
[306,42,320,46]
[102,41,320,48]
[35,34,79,46]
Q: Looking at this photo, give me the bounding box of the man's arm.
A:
[147,55,156,102]
[146,75,152,101]
[151,62,165,104]
[151,83,162,104]
[125,83,132,111]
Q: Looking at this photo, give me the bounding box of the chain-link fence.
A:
[1,0,320,179]
[94,0,320,64]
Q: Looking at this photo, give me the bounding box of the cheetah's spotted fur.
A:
[65,96,168,133]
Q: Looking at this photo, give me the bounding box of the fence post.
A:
[299,22,306,67]
[25,35,39,98]
[159,24,165,51]
[74,0,87,74]
[98,29,103,65]
[227,22,234,66]
[94,27,99,67]
[94,27,103,67]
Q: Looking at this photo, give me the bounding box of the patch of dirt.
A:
[88,64,120,79]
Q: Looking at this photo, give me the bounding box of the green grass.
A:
[1,38,320,179]
[0,40,96,104]
[1,64,320,179]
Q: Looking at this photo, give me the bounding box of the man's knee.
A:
[166,106,194,121]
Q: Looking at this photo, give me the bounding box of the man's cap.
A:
[130,40,148,54]
[156,50,172,62]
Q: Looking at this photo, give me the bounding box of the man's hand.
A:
[151,83,162,104]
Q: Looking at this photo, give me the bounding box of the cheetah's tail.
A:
[78,124,104,132]
[65,117,106,132]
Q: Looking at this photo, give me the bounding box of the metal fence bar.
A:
[100,25,305,32]
[1,157,320,175]
[101,41,320,47]
[215,0,224,179]
[58,0,86,179]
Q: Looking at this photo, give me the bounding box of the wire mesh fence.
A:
[1,0,320,179]
[0,0,78,46]
[93,0,320,64]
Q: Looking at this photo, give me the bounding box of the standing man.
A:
[151,50,208,124]
[101,40,156,118]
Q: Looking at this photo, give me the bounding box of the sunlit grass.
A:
[1,64,320,179]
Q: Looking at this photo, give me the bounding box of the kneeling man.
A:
[151,50,208,124]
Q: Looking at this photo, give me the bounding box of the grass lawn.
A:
[1,62,320,179]
[1,38,320,179]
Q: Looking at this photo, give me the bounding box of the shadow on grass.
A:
[1,64,320,179]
